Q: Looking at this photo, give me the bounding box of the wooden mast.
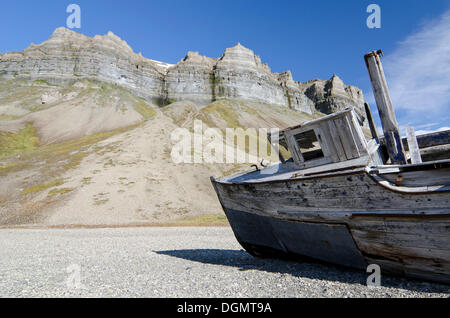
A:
[364,50,406,164]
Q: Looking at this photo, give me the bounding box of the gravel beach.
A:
[0,226,448,298]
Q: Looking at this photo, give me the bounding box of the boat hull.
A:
[223,208,368,269]
[211,170,450,284]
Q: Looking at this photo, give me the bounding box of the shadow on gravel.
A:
[156,249,450,294]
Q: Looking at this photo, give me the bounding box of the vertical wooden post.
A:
[406,126,422,164]
[364,102,380,142]
[364,50,406,164]
[285,132,304,164]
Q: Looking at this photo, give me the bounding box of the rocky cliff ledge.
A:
[0,27,365,116]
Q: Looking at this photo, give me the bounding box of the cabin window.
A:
[294,129,324,161]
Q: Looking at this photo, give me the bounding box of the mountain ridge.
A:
[0,27,366,117]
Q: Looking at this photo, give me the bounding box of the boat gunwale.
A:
[212,163,450,195]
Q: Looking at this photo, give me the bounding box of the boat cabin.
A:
[270,107,379,170]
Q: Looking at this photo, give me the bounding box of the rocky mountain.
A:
[0,27,365,117]
[0,28,369,227]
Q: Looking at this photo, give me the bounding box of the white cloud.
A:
[383,10,450,120]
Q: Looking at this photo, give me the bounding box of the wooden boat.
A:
[211,50,450,284]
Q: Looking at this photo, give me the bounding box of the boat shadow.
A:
[155,249,450,294]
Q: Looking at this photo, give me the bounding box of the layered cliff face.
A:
[0,27,365,117]
[0,27,169,103]
[212,43,287,107]
[303,75,365,115]
[166,51,215,105]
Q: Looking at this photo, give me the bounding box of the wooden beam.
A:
[364,102,380,141]
[285,132,304,164]
[406,126,422,164]
[364,50,406,164]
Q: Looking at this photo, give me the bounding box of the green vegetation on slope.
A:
[0,115,18,121]
[202,101,241,128]
[0,124,39,159]
[0,123,140,180]
[22,179,65,195]
[133,99,157,119]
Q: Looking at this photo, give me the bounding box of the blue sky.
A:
[1,0,449,133]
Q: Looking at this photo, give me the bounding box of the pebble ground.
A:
[0,227,448,298]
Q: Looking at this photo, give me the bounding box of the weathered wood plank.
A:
[224,174,450,201]
[360,244,450,282]
[421,144,450,162]
[314,126,336,163]
[226,174,449,199]
[364,256,450,284]
[349,218,450,235]
[219,189,450,215]
[317,123,340,163]
[351,228,450,250]
[406,126,422,164]
[334,117,359,160]
[360,244,450,266]
[326,120,347,161]
[350,111,369,155]
[364,102,380,141]
[353,239,450,264]
[285,132,304,164]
